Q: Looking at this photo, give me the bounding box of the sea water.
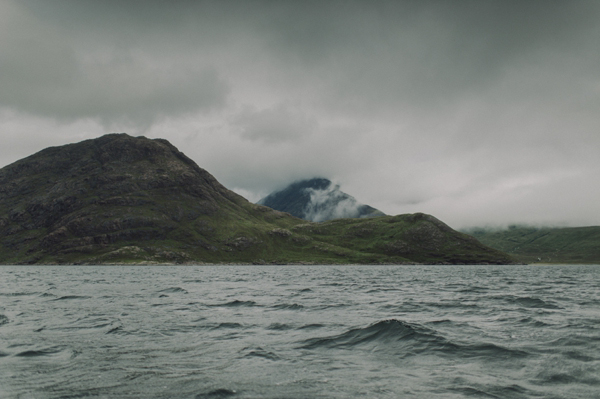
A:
[1,265,599,398]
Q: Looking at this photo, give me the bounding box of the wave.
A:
[517,317,552,327]
[461,342,530,359]
[427,319,460,326]
[240,346,280,361]
[106,324,126,335]
[157,287,189,294]
[457,286,489,294]
[212,300,258,307]
[451,383,531,399]
[319,282,345,286]
[299,319,451,353]
[297,323,325,330]
[267,323,293,330]
[543,335,600,348]
[493,295,562,309]
[380,303,424,313]
[195,388,237,399]
[212,322,243,330]
[52,295,92,301]
[0,291,36,296]
[511,296,561,309]
[422,301,480,309]
[366,288,402,294]
[16,349,59,357]
[272,303,304,310]
[14,346,75,359]
[0,314,8,326]
[300,319,529,359]
[313,303,350,310]
[533,359,600,386]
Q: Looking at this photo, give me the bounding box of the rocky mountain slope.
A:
[0,134,514,264]
[258,178,385,222]
[463,225,600,264]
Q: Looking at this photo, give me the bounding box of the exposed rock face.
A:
[0,134,515,265]
[258,178,385,222]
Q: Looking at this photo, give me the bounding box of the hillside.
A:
[0,134,515,265]
[463,225,600,264]
[258,178,385,222]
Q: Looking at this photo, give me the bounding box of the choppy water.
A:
[1,265,599,399]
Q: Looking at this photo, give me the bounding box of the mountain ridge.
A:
[0,133,515,265]
[462,225,600,264]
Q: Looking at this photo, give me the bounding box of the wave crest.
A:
[300,319,450,352]
[300,319,529,360]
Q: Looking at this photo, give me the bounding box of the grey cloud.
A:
[0,111,102,168]
[250,0,600,114]
[2,0,600,228]
[232,104,317,144]
[1,53,229,128]
[9,0,599,121]
[1,1,229,128]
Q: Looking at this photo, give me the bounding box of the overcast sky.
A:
[1,0,599,229]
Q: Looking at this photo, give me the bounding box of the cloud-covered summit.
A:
[258,178,385,222]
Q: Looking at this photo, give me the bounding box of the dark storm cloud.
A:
[7,0,598,122]
[248,0,600,112]
[1,0,230,127]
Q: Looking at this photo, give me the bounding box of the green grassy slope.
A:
[292,214,513,264]
[463,225,600,264]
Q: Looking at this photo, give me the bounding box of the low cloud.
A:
[304,182,373,223]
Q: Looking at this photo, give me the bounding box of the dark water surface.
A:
[1,265,599,398]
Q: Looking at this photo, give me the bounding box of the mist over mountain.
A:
[258,178,385,222]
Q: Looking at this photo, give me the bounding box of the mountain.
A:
[258,178,385,222]
[0,133,515,265]
[463,225,600,264]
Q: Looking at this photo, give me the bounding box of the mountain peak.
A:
[258,178,385,222]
